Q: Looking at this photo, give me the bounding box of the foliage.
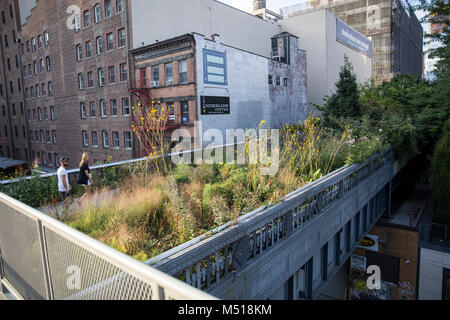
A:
[429,117,450,224]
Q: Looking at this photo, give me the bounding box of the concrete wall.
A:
[130,0,281,57]
[419,248,450,300]
[279,9,372,109]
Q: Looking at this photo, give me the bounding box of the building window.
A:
[165,63,173,86]
[38,35,42,48]
[107,33,114,51]
[76,44,82,61]
[110,99,117,116]
[98,68,105,86]
[31,37,36,51]
[34,130,38,142]
[33,61,38,74]
[81,102,87,119]
[46,130,51,144]
[268,74,273,85]
[105,0,112,18]
[31,86,34,98]
[181,101,189,123]
[48,153,52,166]
[74,14,81,32]
[42,83,47,96]
[179,60,188,84]
[78,74,85,90]
[52,130,57,144]
[23,126,26,138]
[33,109,36,120]
[86,41,92,58]
[82,131,89,147]
[50,106,55,120]
[203,49,227,85]
[48,81,53,96]
[276,76,281,86]
[124,131,132,149]
[28,64,32,75]
[122,98,130,116]
[40,129,44,143]
[36,85,40,97]
[108,65,116,84]
[44,31,49,46]
[152,65,159,82]
[26,41,30,52]
[96,36,103,54]
[118,28,126,47]
[117,0,124,12]
[94,4,101,23]
[283,77,288,87]
[42,152,47,165]
[92,131,98,147]
[87,71,94,88]
[29,130,33,142]
[112,132,119,148]
[38,108,42,121]
[54,153,59,167]
[84,10,90,27]
[120,63,127,82]
[101,100,107,117]
[90,101,96,117]
[40,59,45,73]
[44,107,48,120]
[103,131,109,148]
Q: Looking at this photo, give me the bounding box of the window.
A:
[34,61,38,74]
[74,14,81,32]
[181,101,189,123]
[103,131,109,148]
[276,76,281,86]
[96,36,103,54]
[33,109,36,120]
[21,43,25,55]
[81,102,87,118]
[117,0,124,12]
[76,44,82,61]
[9,81,13,94]
[203,49,227,85]
[82,131,89,147]
[107,33,114,51]
[90,101,96,117]
[46,56,51,71]
[268,74,273,85]
[26,41,30,52]
[94,4,101,23]
[48,81,53,96]
[28,64,32,75]
[54,153,59,167]
[31,37,36,51]
[23,66,27,77]
[20,103,24,116]
[36,84,40,97]
[50,106,55,120]
[4,35,8,48]
[38,108,42,121]
[1,11,4,24]
[43,107,48,120]
[48,153,52,166]
[110,99,117,116]
[23,126,26,138]
[98,68,105,86]
[12,104,16,116]
[78,74,85,90]
[120,63,127,82]
[40,59,45,73]
[179,60,188,84]
[283,77,288,87]
[38,35,42,48]
[101,100,107,117]
[7,58,11,71]
[40,129,44,143]
[105,0,112,18]
[29,131,33,142]
[112,132,119,148]
[84,10,90,27]
[108,66,115,83]
[152,65,159,82]
[86,41,92,58]
[14,125,18,137]
[15,54,19,68]
[31,86,34,98]
[17,78,21,92]
[46,130,51,144]
[28,110,31,121]
[44,31,49,46]
[92,131,98,147]
[87,71,94,88]
[34,130,38,141]
[122,98,130,116]
[165,63,173,86]
[124,132,132,149]
[118,28,126,47]
[42,152,47,165]
[52,130,57,144]
[42,83,47,96]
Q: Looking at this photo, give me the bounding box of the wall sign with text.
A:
[336,18,373,57]
[201,96,230,115]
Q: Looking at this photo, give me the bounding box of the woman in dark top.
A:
[78,153,93,203]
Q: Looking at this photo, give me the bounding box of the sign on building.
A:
[351,254,367,272]
[357,234,379,252]
[201,96,230,115]
[336,18,373,57]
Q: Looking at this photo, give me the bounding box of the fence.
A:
[0,192,217,300]
[147,147,394,298]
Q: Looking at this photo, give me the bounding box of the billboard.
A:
[336,18,373,57]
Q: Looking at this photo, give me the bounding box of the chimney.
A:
[253,0,266,11]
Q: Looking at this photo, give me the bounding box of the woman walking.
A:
[78,153,93,203]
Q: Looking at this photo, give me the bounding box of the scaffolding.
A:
[281,0,423,83]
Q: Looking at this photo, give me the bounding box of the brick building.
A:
[0,0,30,163]
[20,0,132,170]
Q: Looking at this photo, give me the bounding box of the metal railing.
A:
[421,223,450,249]
[148,147,394,297]
[0,192,217,300]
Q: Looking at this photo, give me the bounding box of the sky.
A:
[219,0,304,14]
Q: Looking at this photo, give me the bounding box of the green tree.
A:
[320,55,362,129]
[429,117,450,224]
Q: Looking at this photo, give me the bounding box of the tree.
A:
[429,117,450,224]
[320,55,362,129]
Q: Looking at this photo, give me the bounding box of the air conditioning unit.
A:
[150,81,160,88]
[166,80,173,86]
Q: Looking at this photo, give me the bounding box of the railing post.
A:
[37,220,54,300]
[0,246,4,280]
